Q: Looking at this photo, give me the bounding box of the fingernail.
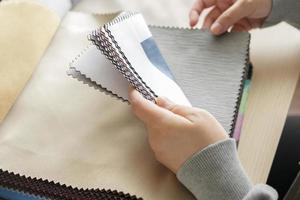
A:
[190,11,198,27]
[211,22,223,35]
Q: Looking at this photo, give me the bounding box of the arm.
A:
[128,88,278,200]
[177,139,277,200]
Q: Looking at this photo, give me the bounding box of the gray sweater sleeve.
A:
[176,139,278,200]
[264,0,300,28]
[176,1,299,199]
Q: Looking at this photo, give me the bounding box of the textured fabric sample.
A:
[87,12,191,106]
[0,11,194,200]
[151,27,249,133]
[72,23,249,134]
[37,0,72,17]
[0,187,42,200]
[0,0,60,122]
[0,169,142,200]
[233,79,251,141]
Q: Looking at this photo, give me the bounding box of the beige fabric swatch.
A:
[0,0,60,122]
[0,11,194,200]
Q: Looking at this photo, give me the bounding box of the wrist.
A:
[177,138,252,199]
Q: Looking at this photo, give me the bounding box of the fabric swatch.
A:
[88,12,191,105]
[0,0,60,122]
[37,0,72,18]
[0,169,141,200]
[233,79,251,142]
[69,12,250,134]
[0,11,194,200]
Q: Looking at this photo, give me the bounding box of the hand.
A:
[128,88,228,173]
[189,0,272,35]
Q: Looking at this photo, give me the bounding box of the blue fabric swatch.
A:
[0,187,43,200]
[141,37,174,80]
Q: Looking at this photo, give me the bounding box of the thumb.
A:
[211,0,251,35]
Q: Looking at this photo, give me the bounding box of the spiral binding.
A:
[88,12,157,102]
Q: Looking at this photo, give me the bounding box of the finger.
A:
[203,0,233,29]
[128,88,189,126]
[189,0,216,27]
[156,96,175,110]
[156,97,201,122]
[211,0,251,35]
[189,10,200,27]
[216,0,234,11]
[128,88,165,123]
[203,7,221,29]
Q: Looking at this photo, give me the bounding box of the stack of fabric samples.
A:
[0,0,251,199]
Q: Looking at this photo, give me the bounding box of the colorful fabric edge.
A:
[233,79,251,142]
[0,186,43,200]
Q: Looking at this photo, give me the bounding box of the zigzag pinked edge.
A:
[229,33,251,137]
[88,26,156,102]
[67,66,128,103]
[0,169,142,200]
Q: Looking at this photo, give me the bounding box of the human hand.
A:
[189,0,272,35]
[128,88,228,173]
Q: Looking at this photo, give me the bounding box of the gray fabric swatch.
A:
[150,27,250,133]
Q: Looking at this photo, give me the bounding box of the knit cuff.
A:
[243,184,278,200]
[177,138,252,200]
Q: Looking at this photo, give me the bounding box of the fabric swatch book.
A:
[0,1,250,200]
[68,11,250,134]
